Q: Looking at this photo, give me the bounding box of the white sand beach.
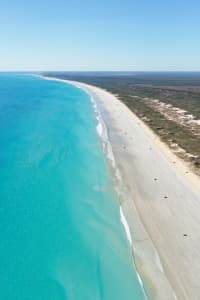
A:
[44,77,200,300]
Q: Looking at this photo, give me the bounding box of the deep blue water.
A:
[0,74,145,300]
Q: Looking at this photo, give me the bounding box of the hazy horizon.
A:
[2,70,200,73]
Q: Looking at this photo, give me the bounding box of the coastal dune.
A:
[64,80,200,300]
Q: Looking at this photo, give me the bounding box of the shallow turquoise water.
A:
[0,74,145,300]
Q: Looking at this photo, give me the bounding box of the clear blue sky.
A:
[0,0,200,71]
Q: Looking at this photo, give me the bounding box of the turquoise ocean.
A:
[0,74,146,300]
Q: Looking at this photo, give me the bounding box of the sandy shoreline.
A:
[42,76,200,300]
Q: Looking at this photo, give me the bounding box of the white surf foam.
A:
[120,206,132,245]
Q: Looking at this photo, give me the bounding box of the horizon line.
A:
[1,70,200,73]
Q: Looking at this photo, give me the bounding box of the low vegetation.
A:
[43,72,200,173]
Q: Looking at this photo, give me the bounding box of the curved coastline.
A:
[78,84,149,299]
[64,79,178,300]
[71,80,200,300]
[40,75,179,300]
